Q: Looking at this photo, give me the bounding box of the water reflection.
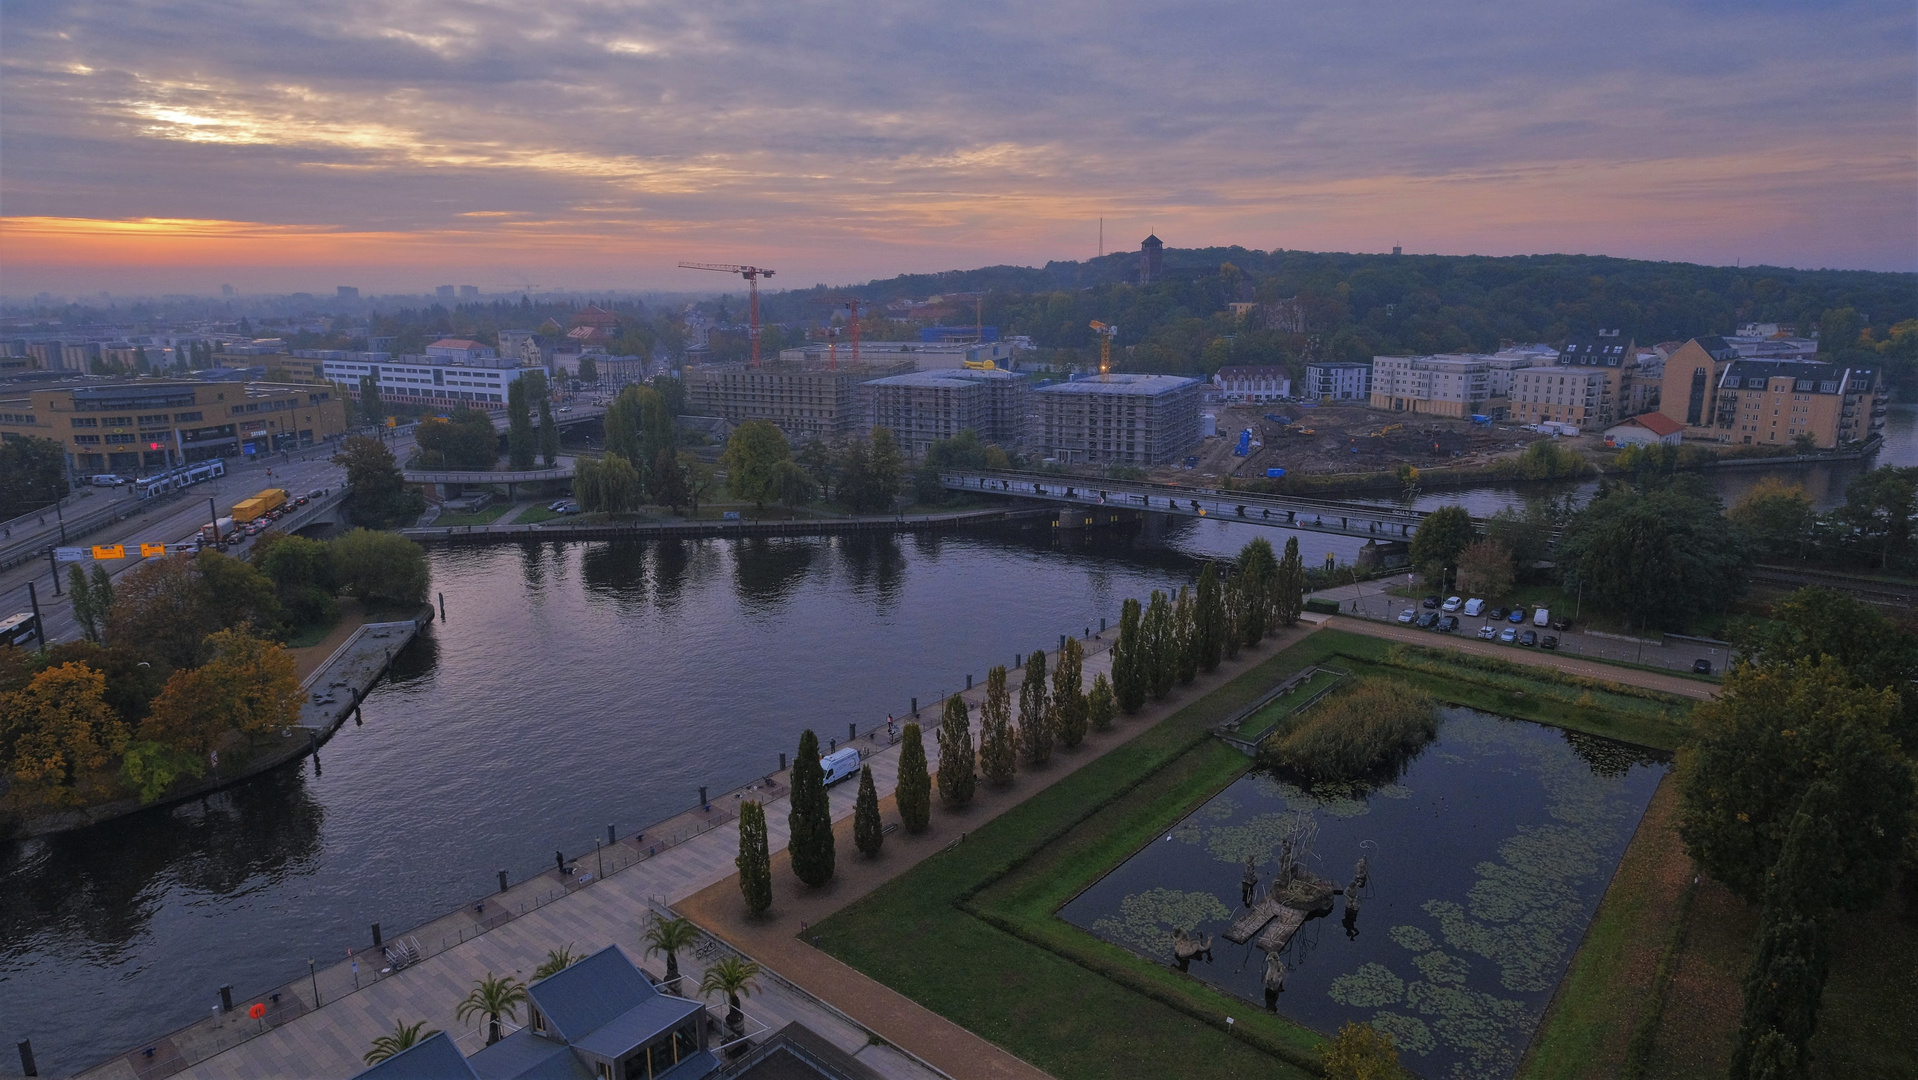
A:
[733,537,818,608]
[837,533,906,606]
[0,770,324,954]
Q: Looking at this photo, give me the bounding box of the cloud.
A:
[0,0,1911,293]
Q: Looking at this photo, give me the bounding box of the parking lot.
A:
[1309,578,1733,678]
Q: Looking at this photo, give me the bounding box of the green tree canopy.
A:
[896,722,931,833]
[1409,505,1474,583]
[937,695,976,807]
[722,421,795,511]
[736,799,772,916]
[332,435,422,528]
[787,729,835,886]
[1559,484,1745,632]
[330,529,429,608]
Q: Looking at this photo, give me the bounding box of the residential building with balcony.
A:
[867,367,1029,456]
[683,360,914,444]
[1033,373,1201,465]
[1301,360,1372,401]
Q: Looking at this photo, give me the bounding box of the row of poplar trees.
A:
[737,535,1307,917]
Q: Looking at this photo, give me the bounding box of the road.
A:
[0,429,417,649]
[1306,577,1733,678]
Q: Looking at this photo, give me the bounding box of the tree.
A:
[330,529,429,608]
[979,665,1016,786]
[254,533,339,626]
[679,451,717,515]
[1678,659,1912,907]
[1016,649,1053,766]
[1052,637,1088,749]
[1409,505,1474,584]
[333,436,422,528]
[1239,537,1279,581]
[538,397,560,467]
[456,973,526,1045]
[358,374,384,426]
[576,453,642,513]
[1,663,128,796]
[937,695,976,808]
[534,946,580,980]
[794,439,842,502]
[139,629,303,754]
[1733,587,1918,750]
[1113,598,1147,713]
[1560,485,1746,632]
[853,765,883,857]
[68,564,103,643]
[1142,590,1174,700]
[650,447,689,510]
[787,729,835,886]
[1322,1021,1401,1080]
[1171,586,1198,685]
[1454,538,1514,600]
[506,379,535,469]
[363,1020,440,1065]
[105,556,226,669]
[737,799,772,916]
[1087,672,1116,733]
[698,956,761,1036]
[1729,478,1815,558]
[576,355,598,384]
[839,428,907,513]
[0,435,68,521]
[1272,536,1305,631]
[413,408,497,469]
[722,421,795,511]
[770,460,816,508]
[195,551,283,634]
[642,915,699,984]
[1830,466,1916,573]
[119,739,205,802]
[1194,563,1224,672]
[896,722,931,832]
[602,387,645,468]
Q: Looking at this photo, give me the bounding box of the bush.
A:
[1303,597,1342,615]
[1256,676,1439,784]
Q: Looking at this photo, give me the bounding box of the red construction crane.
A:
[811,296,863,368]
[679,262,776,366]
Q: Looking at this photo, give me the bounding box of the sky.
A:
[1,0,1913,297]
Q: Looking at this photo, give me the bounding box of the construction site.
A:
[1165,400,1555,484]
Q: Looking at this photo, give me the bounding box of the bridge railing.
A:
[941,469,1430,522]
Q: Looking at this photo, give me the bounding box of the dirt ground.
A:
[1161,402,1553,483]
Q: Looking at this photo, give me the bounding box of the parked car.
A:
[1534,608,1551,627]
[1488,606,1507,621]
[1422,595,1440,609]
[1417,612,1440,629]
[1463,598,1486,617]
[1520,630,1538,647]
[1507,608,1526,624]
[1397,608,1417,624]
[1478,625,1498,640]
[1551,619,1572,631]
[1499,627,1518,643]
[1441,596,1464,612]
[1693,658,1714,675]
[560,502,580,515]
[1540,635,1559,650]
[1438,615,1460,633]
[548,500,568,512]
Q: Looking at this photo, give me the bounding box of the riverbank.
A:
[3,609,429,841]
[400,505,1059,544]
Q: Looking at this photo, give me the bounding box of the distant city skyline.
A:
[1,0,1913,295]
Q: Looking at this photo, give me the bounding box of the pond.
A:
[1058,707,1667,1080]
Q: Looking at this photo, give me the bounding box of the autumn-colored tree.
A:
[1087,672,1117,733]
[1051,637,1087,748]
[1455,538,1515,600]
[936,695,976,808]
[978,665,1016,786]
[2,663,129,796]
[1729,478,1816,557]
[1172,586,1198,685]
[140,628,303,752]
[1322,1021,1401,1080]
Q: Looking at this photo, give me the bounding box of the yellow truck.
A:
[231,488,289,523]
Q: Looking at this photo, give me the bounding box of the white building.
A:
[321,353,533,407]
[426,338,497,365]
[1369,354,1494,419]
[1302,360,1372,401]
[1212,365,1290,402]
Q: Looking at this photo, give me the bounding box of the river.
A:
[2,403,1912,1076]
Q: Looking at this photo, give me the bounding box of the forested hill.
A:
[758,248,1916,377]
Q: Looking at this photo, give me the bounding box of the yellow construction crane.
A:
[1089,320,1118,380]
[962,358,999,371]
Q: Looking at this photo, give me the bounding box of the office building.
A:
[1212,366,1290,402]
[1033,373,1201,465]
[321,353,536,408]
[336,286,359,299]
[435,285,456,301]
[0,379,347,472]
[867,367,1030,455]
[459,285,479,300]
[684,360,914,444]
[1302,360,1373,401]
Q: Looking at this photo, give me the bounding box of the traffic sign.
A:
[92,544,127,560]
[140,543,168,557]
[55,547,85,563]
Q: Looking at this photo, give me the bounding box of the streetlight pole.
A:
[208,495,221,543]
[50,486,65,543]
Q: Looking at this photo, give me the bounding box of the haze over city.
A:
[2,0,1914,296]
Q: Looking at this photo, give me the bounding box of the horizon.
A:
[2,1,1913,296]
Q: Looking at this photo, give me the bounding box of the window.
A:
[174,411,203,421]
[71,417,98,428]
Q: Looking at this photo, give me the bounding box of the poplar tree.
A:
[1144,590,1174,700]
[1222,572,1245,660]
[736,800,772,916]
[1113,598,1146,713]
[896,723,931,833]
[979,665,1017,786]
[68,564,100,643]
[1052,637,1087,748]
[1173,585,1198,685]
[538,397,559,466]
[787,730,834,886]
[1195,562,1224,672]
[507,379,535,469]
[1017,649,1052,766]
[853,765,883,858]
[1088,672,1117,733]
[936,695,976,808]
[1274,536,1306,628]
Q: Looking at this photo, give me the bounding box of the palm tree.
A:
[698,956,762,1037]
[534,945,580,981]
[456,972,527,1045]
[363,1019,439,1064]
[643,914,699,985]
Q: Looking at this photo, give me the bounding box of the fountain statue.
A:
[1262,949,1286,1010]
[1240,856,1260,907]
[1171,928,1214,972]
[1354,856,1369,890]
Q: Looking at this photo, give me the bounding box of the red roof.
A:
[429,338,487,350]
[1619,412,1683,436]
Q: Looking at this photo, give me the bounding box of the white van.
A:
[89,474,124,487]
[820,747,862,785]
[1534,607,1551,627]
[1463,598,1485,617]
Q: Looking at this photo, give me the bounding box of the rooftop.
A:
[1034,373,1199,397]
[429,338,490,350]
[1612,412,1683,436]
[867,368,1025,388]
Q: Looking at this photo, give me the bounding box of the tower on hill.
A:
[1140,233,1163,284]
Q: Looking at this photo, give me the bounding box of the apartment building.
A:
[320,353,536,407]
[776,339,1019,371]
[683,360,914,444]
[1302,360,1372,401]
[867,367,1030,456]
[1704,360,1884,449]
[1212,366,1290,402]
[1033,374,1201,465]
[0,379,346,472]
[1657,336,1743,434]
[1510,366,1610,428]
[1369,355,1495,419]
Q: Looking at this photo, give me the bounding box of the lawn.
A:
[434,501,514,526]
[511,504,566,524]
[283,611,343,649]
[1233,668,1344,739]
[812,629,1699,1080]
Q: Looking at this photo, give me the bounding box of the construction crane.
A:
[1089,320,1118,380]
[811,296,863,369]
[680,262,776,366]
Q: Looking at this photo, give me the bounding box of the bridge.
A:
[403,458,577,499]
[939,470,1441,540]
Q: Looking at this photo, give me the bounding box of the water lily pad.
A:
[1328,962,1404,1008]
[1369,1011,1436,1056]
[1088,888,1231,960]
[1389,924,1435,952]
